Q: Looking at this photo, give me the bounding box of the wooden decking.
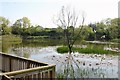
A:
[0,52,55,80]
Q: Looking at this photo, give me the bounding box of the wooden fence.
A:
[0,52,55,80]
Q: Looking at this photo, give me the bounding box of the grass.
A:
[2,35,22,42]
[57,46,69,53]
[57,46,119,55]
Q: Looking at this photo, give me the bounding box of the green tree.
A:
[0,16,11,35]
[80,25,94,41]
[96,22,107,40]
[12,17,31,35]
[89,18,119,41]
[22,17,31,28]
[107,18,119,40]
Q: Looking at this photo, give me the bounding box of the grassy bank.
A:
[57,46,119,55]
[1,35,22,42]
[111,38,120,43]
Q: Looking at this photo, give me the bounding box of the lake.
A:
[1,39,119,78]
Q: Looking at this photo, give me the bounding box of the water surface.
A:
[1,40,119,78]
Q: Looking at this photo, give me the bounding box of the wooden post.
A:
[52,66,56,78]
[9,58,11,72]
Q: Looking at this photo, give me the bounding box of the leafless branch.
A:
[54,5,85,54]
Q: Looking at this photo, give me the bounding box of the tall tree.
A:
[54,6,85,78]
[108,18,119,40]
[22,17,31,28]
[12,19,22,35]
[12,17,31,35]
[0,16,11,35]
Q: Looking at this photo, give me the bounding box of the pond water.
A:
[1,39,119,78]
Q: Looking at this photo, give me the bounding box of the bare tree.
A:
[54,6,85,54]
[54,6,85,78]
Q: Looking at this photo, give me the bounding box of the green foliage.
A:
[0,16,119,42]
[111,38,120,43]
[1,24,11,35]
[80,25,94,40]
[2,35,22,42]
[88,18,119,41]
[22,17,31,28]
[11,17,31,35]
[0,16,11,35]
[0,16,10,25]
[57,46,119,55]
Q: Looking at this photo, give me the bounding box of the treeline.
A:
[0,16,119,41]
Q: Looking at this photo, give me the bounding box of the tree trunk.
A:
[68,45,72,54]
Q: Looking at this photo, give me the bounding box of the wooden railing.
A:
[0,52,55,80]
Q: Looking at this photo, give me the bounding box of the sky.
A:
[0,0,119,28]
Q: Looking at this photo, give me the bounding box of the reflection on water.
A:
[1,39,119,78]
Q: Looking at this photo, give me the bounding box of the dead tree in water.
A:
[54,6,85,54]
[54,6,85,78]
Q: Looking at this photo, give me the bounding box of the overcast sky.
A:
[0,0,119,28]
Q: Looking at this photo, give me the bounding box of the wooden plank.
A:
[38,72,42,79]
[0,52,49,65]
[9,58,11,72]
[0,54,2,71]
[3,65,55,76]
[45,71,48,78]
[52,67,56,78]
